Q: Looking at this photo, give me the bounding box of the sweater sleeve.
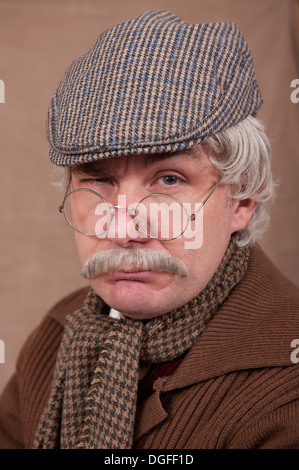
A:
[0,373,24,449]
[0,315,64,449]
[0,287,87,449]
[228,400,299,449]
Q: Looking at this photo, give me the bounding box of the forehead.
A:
[72,145,211,175]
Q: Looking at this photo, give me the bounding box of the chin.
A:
[90,278,181,320]
[89,271,185,319]
[109,292,170,320]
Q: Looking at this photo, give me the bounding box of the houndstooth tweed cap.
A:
[48,10,263,166]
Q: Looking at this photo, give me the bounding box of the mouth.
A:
[108,269,163,281]
[114,265,149,273]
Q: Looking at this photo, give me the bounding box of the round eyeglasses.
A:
[59,178,222,241]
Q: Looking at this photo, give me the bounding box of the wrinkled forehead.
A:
[71,146,212,176]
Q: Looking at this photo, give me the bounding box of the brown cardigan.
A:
[0,245,299,449]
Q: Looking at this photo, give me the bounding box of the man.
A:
[0,10,298,449]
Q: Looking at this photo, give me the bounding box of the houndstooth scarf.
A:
[33,238,250,449]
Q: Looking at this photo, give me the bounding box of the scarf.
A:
[33,238,250,449]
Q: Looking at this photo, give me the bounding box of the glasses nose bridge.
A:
[106,202,143,240]
[110,204,138,218]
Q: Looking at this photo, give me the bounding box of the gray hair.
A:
[204,115,275,246]
[53,115,275,247]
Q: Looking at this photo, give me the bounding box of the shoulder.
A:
[16,285,90,378]
[17,286,90,371]
[250,244,299,292]
[225,244,299,367]
[233,243,299,316]
[45,286,90,326]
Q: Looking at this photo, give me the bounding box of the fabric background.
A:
[0,0,298,394]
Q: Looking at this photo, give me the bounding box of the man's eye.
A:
[94,178,110,183]
[160,175,179,185]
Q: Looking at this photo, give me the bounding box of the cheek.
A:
[202,192,235,239]
[74,233,100,265]
[178,201,235,282]
[162,200,233,271]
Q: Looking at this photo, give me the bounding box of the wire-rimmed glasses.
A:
[59,178,222,241]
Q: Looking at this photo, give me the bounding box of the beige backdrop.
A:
[0,0,298,394]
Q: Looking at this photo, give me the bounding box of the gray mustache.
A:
[81,249,188,279]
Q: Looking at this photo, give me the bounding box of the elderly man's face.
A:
[71,146,256,319]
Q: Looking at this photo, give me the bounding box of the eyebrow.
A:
[72,162,110,176]
[142,148,201,167]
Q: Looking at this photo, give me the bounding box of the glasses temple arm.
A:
[59,174,72,213]
[190,177,223,221]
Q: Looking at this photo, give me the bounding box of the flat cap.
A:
[48,10,262,166]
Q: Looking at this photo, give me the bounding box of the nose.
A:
[106,194,149,247]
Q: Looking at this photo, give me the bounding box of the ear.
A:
[230,198,259,234]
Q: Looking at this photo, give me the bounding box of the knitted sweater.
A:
[0,245,299,449]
